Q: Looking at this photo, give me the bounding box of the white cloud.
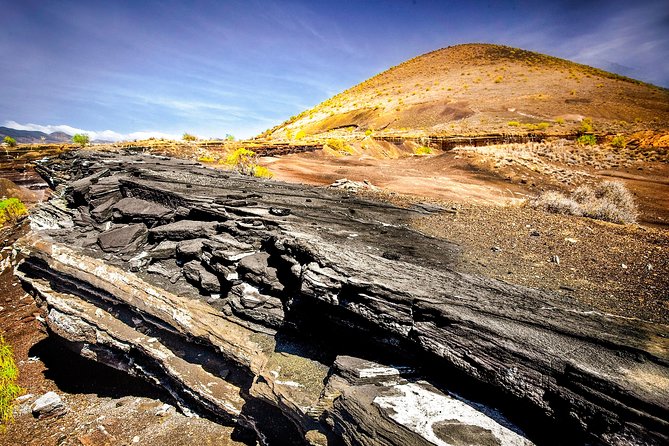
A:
[3,120,180,142]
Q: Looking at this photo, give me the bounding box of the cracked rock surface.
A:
[14,150,669,446]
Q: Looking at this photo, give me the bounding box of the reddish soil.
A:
[262,150,530,206]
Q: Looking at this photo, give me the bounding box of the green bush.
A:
[577,134,597,146]
[532,181,637,224]
[414,146,433,155]
[579,118,593,133]
[72,133,90,147]
[611,135,626,149]
[1,335,23,432]
[0,198,27,225]
[182,133,197,141]
[2,136,16,147]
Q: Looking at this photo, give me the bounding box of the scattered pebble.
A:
[17,393,34,402]
[565,238,578,244]
[551,255,560,266]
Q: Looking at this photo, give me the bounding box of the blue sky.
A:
[1,0,667,140]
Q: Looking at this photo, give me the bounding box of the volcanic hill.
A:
[263,43,669,139]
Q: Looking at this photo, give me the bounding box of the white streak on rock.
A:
[373,382,533,446]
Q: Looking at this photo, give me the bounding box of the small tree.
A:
[182,132,197,141]
[72,133,90,146]
[225,134,235,141]
[2,136,16,147]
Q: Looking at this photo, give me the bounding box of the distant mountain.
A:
[262,43,669,139]
[0,126,72,144]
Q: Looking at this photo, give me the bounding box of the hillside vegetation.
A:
[262,44,669,139]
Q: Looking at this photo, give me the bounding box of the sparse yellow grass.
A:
[1,335,23,432]
[326,138,354,155]
[414,146,433,155]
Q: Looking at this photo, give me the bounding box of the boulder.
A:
[111,197,173,223]
[31,391,67,419]
[228,283,285,328]
[149,240,178,260]
[97,223,147,252]
[176,238,207,259]
[183,260,221,294]
[91,196,119,222]
[237,252,284,293]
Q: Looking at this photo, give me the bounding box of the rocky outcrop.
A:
[14,150,669,446]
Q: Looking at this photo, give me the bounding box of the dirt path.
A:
[262,151,530,206]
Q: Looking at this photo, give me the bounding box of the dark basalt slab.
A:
[15,150,669,446]
[97,223,147,252]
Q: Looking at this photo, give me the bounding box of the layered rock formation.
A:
[14,150,669,445]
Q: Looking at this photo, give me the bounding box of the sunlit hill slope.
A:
[262,43,669,139]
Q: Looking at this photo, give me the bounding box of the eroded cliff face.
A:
[13,150,669,445]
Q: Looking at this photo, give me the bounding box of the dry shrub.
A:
[577,181,637,223]
[532,191,582,216]
[533,181,637,224]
